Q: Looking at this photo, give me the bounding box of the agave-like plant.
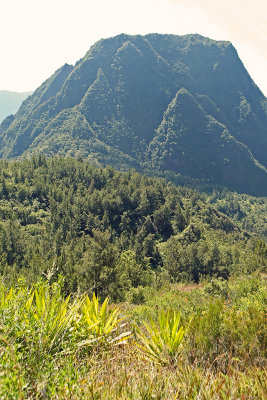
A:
[0,281,131,358]
[0,286,14,309]
[22,281,80,355]
[78,293,131,347]
[0,280,80,356]
[136,309,192,365]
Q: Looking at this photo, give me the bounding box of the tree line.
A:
[0,156,266,300]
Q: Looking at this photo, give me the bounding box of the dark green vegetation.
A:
[206,188,267,240]
[0,91,32,123]
[0,157,266,301]
[0,275,266,398]
[1,34,266,195]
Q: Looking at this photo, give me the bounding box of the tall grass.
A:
[0,275,266,399]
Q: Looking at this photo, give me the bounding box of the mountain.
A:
[0,90,33,123]
[0,34,266,195]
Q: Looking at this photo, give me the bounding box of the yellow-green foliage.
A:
[0,279,130,369]
[0,276,266,399]
[78,293,131,347]
[0,280,79,356]
[136,309,190,365]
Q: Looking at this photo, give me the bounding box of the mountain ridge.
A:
[0,33,266,195]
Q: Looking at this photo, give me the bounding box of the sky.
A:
[0,0,266,95]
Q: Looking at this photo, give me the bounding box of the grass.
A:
[0,274,266,399]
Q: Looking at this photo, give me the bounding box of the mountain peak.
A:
[164,88,206,127]
[0,33,266,196]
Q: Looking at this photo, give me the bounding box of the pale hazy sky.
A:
[1,0,266,95]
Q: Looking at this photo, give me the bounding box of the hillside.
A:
[0,157,266,298]
[0,90,32,123]
[206,188,267,240]
[0,34,266,195]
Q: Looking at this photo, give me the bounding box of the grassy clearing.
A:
[0,275,266,399]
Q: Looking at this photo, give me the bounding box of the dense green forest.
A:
[206,189,267,240]
[1,34,267,195]
[0,156,266,301]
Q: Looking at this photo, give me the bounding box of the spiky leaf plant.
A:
[136,309,191,365]
[0,280,80,356]
[78,293,131,347]
[25,282,80,354]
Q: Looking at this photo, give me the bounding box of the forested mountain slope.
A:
[0,34,266,195]
[206,189,267,240]
[0,157,266,299]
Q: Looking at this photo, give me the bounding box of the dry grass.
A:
[69,342,267,400]
[0,276,266,399]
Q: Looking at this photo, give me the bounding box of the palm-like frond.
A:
[136,309,191,365]
[79,293,131,346]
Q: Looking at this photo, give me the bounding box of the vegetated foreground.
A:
[0,156,266,398]
[0,275,266,399]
